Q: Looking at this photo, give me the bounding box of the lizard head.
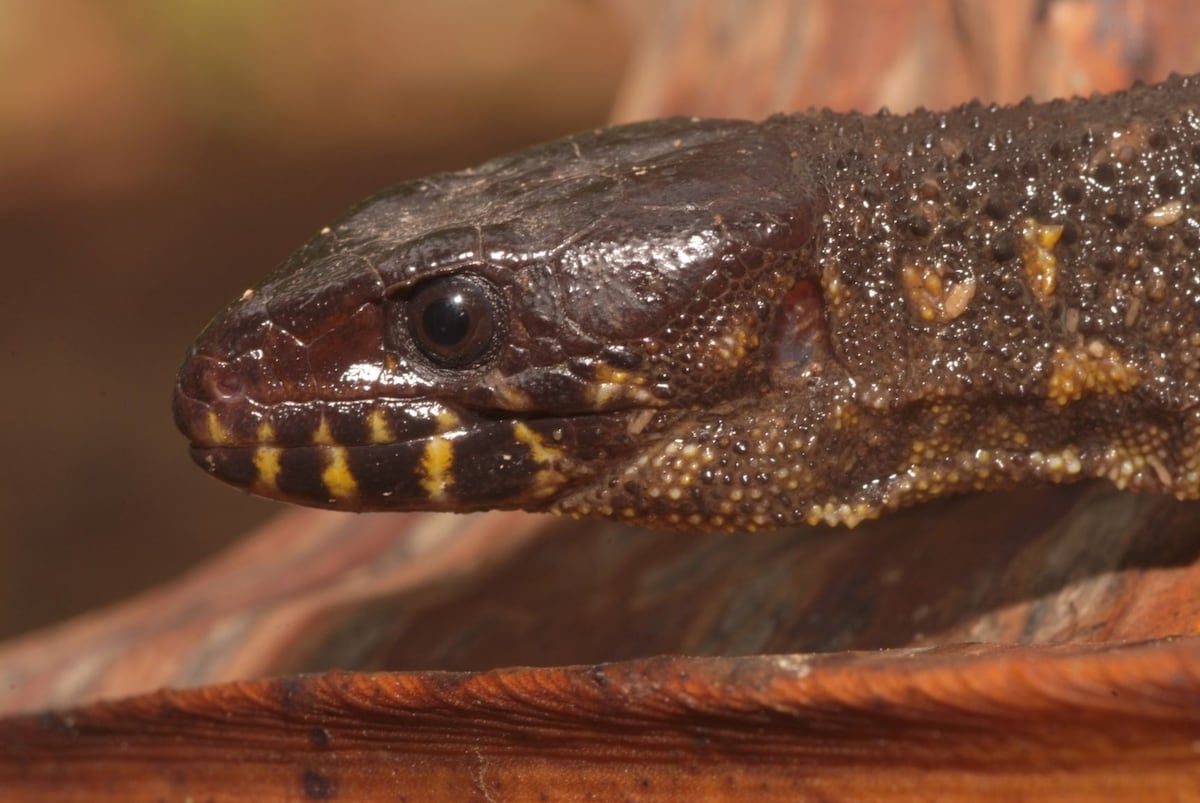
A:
[174,118,814,522]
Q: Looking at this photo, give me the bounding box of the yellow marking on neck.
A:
[368,408,394,444]
[254,446,281,490]
[206,411,230,446]
[595,365,631,385]
[321,447,358,499]
[313,416,336,445]
[591,383,621,408]
[419,437,455,501]
[591,365,635,408]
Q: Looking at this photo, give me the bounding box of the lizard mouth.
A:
[175,382,646,512]
[172,310,663,511]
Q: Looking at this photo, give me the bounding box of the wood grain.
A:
[4,640,1200,801]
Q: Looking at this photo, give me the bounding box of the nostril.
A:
[210,370,245,400]
[183,355,246,403]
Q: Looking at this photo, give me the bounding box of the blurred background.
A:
[0,0,631,639]
[6,0,1200,643]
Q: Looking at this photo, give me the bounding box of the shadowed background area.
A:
[0,0,629,639]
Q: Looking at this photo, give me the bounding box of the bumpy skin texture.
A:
[175,75,1200,530]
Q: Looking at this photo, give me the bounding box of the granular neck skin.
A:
[565,77,1200,529]
[773,78,1200,414]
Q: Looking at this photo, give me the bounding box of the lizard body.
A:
[175,74,1200,530]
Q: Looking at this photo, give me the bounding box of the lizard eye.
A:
[406,273,498,367]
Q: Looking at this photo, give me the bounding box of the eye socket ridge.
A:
[404,272,502,368]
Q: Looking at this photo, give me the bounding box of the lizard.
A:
[174,74,1200,531]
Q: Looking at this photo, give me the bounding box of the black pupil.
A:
[406,274,497,367]
[422,294,471,347]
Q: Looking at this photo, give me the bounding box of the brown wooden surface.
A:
[4,484,1199,717]
[5,640,1200,801]
[5,1,1200,800]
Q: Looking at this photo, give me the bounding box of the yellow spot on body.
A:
[1020,218,1063,301]
[1146,453,1172,487]
[595,365,631,386]
[822,269,852,307]
[1144,199,1184,227]
[1028,447,1084,482]
[592,383,621,407]
[590,363,655,408]
[900,259,976,323]
[1125,297,1143,328]
[1047,340,1140,405]
[831,403,859,430]
[942,281,976,320]
[419,437,454,501]
[253,446,281,489]
[206,411,230,445]
[628,409,655,436]
[696,312,758,373]
[321,447,358,499]
[368,409,394,443]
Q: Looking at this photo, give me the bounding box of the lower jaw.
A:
[192,405,641,512]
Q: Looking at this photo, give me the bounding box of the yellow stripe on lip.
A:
[435,409,462,433]
[313,415,337,445]
[254,446,282,490]
[419,436,455,501]
[368,408,395,443]
[513,422,561,465]
[512,422,568,498]
[206,410,230,446]
[322,446,358,499]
